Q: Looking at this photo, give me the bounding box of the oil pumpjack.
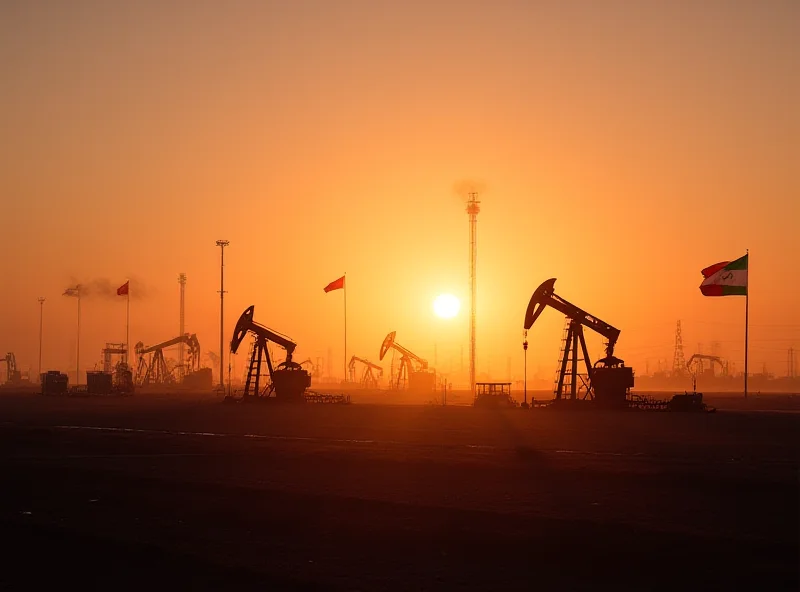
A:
[134,334,203,387]
[348,355,383,388]
[3,353,24,385]
[228,305,310,402]
[524,278,633,408]
[379,331,435,392]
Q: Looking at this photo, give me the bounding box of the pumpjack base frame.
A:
[526,393,715,413]
[223,390,351,405]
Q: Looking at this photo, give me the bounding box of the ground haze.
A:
[1,392,796,590]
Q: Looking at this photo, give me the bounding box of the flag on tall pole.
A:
[118,281,130,365]
[324,275,346,380]
[324,276,345,293]
[699,252,749,397]
[699,255,748,296]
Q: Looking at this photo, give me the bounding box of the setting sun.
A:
[433,294,460,319]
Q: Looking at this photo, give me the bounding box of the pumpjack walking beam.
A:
[525,279,620,359]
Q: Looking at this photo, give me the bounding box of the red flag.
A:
[117,281,129,296]
[323,276,345,293]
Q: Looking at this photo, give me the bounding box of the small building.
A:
[473,382,517,407]
[86,371,113,395]
[408,370,436,392]
[41,371,68,396]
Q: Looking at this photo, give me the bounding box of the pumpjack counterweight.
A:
[524,278,633,408]
[228,305,310,402]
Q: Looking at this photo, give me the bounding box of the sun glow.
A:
[433,294,460,319]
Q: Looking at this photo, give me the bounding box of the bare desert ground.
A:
[0,391,796,590]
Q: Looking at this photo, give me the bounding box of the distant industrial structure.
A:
[633,321,800,393]
[672,320,686,378]
[379,331,436,392]
[348,355,382,388]
[3,352,29,386]
[134,334,211,389]
[466,192,480,396]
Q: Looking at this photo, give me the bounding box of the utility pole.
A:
[77,291,81,385]
[178,273,186,382]
[523,330,528,408]
[216,240,229,391]
[38,297,45,381]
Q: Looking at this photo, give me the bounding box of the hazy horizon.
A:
[2,0,798,385]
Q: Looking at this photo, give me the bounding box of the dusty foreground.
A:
[0,394,797,591]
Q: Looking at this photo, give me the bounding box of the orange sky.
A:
[1,0,798,385]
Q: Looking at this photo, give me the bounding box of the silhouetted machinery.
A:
[473,382,517,407]
[41,370,68,395]
[348,355,383,388]
[102,343,127,373]
[134,334,202,387]
[99,343,134,394]
[298,358,314,373]
[229,305,310,402]
[524,278,633,408]
[86,371,115,395]
[4,352,23,385]
[686,354,728,378]
[379,331,435,392]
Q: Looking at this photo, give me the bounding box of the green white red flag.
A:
[699,254,748,296]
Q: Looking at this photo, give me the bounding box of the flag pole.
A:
[344,272,347,382]
[126,279,130,366]
[75,294,81,386]
[77,292,81,386]
[744,249,749,399]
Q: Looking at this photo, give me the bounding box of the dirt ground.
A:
[0,392,797,590]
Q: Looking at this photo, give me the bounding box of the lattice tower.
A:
[672,320,686,376]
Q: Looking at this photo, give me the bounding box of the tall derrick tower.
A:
[466,192,480,395]
[672,320,686,376]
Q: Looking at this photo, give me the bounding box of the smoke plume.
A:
[63,276,150,300]
[452,179,488,202]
